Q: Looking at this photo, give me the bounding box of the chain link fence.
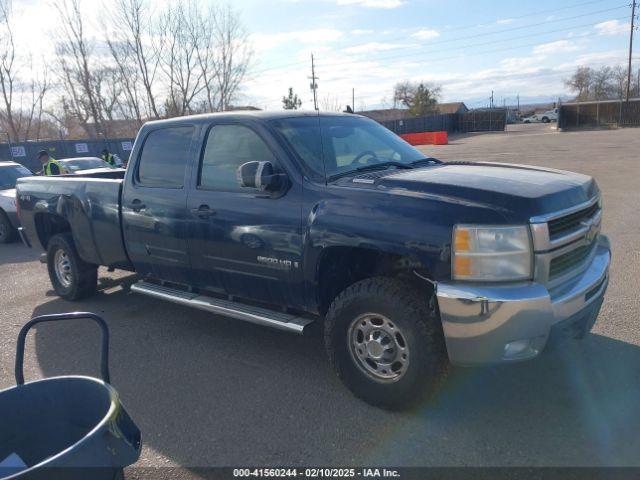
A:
[0,137,135,171]
[559,99,640,130]
[380,109,507,135]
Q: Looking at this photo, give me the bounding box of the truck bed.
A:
[16,171,131,269]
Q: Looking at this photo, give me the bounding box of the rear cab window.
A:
[136,126,195,188]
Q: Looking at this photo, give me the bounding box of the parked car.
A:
[57,157,115,174]
[16,111,610,408]
[0,161,33,243]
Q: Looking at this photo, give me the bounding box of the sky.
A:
[9,0,639,111]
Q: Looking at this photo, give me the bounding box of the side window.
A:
[137,126,194,188]
[199,124,276,192]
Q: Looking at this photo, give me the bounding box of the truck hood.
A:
[376,162,598,222]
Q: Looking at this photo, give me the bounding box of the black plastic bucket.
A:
[0,313,141,480]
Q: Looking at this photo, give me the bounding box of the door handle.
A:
[191,205,216,218]
[129,199,146,212]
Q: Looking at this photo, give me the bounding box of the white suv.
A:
[0,162,33,243]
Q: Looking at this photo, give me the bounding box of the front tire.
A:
[0,212,15,244]
[47,233,98,300]
[324,277,448,409]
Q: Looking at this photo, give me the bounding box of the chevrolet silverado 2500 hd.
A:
[16,112,610,408]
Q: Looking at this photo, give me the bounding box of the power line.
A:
[315,4,630,69]
[248,2,628,77]
[317,15,629,80]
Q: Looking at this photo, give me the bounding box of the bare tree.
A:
[55,0,107,138]
[611,65,629,100]
[320,93,341,112]
[392,80,441,116]
[564,66,593,101]
[0,0,19,141]
[0,0,51,142]
[158,1,206,116]
[106,0,161,120]
[211,4,252,111]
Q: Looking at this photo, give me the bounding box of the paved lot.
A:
[0,124,638,471]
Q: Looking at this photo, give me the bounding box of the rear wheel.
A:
[0,211,15,244]
[324,277,448,409]
[47,233,98,300]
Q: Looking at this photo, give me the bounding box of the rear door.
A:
[122,125,197,285]
[185,121,304,307]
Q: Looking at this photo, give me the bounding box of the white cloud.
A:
[350,29,374,35]
[411,29,440,40]
[343,42,413,54]
[250,29,343,52]
[532,40,579,55]
[336,0,404,8]
[496,18,514,25]
[594,20,629,36]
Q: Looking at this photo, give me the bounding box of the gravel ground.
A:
[0,123,638,473]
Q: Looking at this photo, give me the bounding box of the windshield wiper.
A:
[328,161,412,182]
[409,157,443,167]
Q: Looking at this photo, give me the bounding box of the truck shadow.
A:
[0,242,40,265]
[27,284,640,468]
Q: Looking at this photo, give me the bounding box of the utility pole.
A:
[309,54,319,111]
[517,93,520,113]
[352,88,355,112]
[626,0,636,101]
[490,90,494,109]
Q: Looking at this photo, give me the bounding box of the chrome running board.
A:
[131,281,314,334]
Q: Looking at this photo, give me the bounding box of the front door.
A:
[186,122,304,307]
[122,125,196,285]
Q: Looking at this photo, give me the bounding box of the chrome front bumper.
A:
[436,235,611,366]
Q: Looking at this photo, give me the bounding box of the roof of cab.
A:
[141,110,361,128]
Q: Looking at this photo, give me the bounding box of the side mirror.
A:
[236,161,286,192]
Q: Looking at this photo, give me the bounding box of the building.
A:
[436,102,469,115]
[360,102,468,122]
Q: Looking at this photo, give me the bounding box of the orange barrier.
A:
[400,131,448,146]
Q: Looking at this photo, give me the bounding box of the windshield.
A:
[0,164,33,189]
[271,116,426,179]
[61,158,110,171]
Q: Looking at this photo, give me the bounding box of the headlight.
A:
[452,225,533,282]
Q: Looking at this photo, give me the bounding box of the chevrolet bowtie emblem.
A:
[582,220,599,244]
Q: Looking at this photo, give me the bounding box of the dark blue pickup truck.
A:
[16,112,611,408]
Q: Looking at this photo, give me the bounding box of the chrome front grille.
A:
[530,196,602,287]
[548,240,597,279]
[548,202,600,240]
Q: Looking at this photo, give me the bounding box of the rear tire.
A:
[0,211,15,244]
[47,233,98,300]
[324,277,448,409]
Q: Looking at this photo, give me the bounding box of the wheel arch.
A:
[314,245,435,316]
[34,212,72,250]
